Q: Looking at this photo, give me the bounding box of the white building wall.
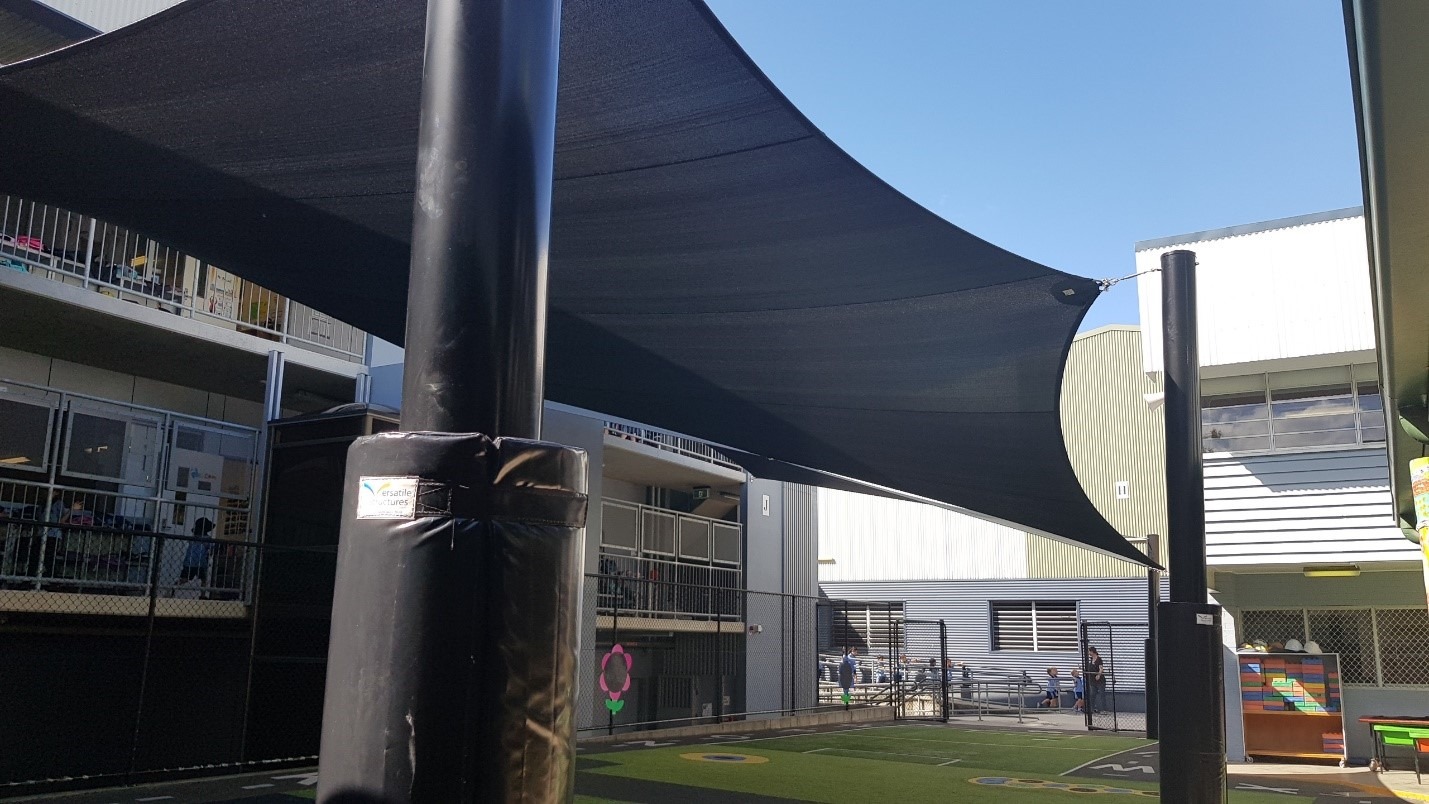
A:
[36,0,187,33]
[1205,449,1417,567]
[1137,210,1375,374]
[0,343,265,425]
[816,488,1028,582]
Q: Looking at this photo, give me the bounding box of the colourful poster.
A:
[1410,457,1429,610]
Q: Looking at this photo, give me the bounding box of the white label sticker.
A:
[761,495,770,516]
[356,476,419,519]
[1195,613,1214,626]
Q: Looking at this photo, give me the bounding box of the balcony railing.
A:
[0,195,366,363]
[603,421,741,471]
[595,553,741,621]
[0,480,254,604]
[1,518,252,603]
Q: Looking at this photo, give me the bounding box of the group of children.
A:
[1038,666,1085,711]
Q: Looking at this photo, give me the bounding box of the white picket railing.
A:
[0,195,366,363]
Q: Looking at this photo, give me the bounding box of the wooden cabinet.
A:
[1239,652,1345,763]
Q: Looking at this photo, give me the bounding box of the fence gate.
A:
[899,618,948,721]
[1080,621,1150,733]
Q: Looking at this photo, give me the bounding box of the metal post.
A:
[81,217,96,289]
[316,0,566,801]
[787,595,794,715]
[127,533,164,782]
[263,350,285,421]
[397,0,559,438]
[714,572,723,723]
[1146,535,1161,739]
[938,619,949,723]
[353,372,372,405]
[608,589,618,737]
[1157,250,1227,803]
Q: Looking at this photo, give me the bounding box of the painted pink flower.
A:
[600,644,633,702]
[600,645,633,715]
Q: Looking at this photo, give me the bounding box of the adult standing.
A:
[1085,646,1106,714]
[839,647,858,698]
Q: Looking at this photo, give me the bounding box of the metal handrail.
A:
[592,555,741,621]
[0,195,366,362]
[603,422,741,470]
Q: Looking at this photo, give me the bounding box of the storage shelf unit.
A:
[1239,652,1345,764]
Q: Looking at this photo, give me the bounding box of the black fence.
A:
[901,618,950,721]
[0,516,335,794]
[575,588,933,735]
[1081,620,1150,733]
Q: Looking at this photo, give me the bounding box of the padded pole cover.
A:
[317,431,587,803]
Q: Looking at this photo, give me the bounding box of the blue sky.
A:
[704,0,1364,331]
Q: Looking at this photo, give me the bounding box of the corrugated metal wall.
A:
[1136,211,1376,374]
[1205,448,1418,566]
[816,488,1027,582]
[820,578,1158,689]
[37,0,187,33]
[1029,326,1165,578]
[782,482,819,598]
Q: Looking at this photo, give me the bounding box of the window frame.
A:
[0,390,57,475]
[166,420,259,501]
[1201,364,1386,455]
[59,401,164,488]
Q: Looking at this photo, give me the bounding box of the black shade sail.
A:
[0,0,1147,564]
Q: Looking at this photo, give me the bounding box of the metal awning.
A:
[1345,0,1429,540]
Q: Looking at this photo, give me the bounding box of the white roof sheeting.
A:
[1136,210,1375,375]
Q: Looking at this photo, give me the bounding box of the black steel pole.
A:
[1145,535,1160,739]
[1164,251,1207,605]
[1157,250,1227,803]
[939,619,949,723]
[399,0,561,438]
[316,1,572,802]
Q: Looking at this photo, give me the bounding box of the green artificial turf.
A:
[576,725,1310,804]
[288,782,622,803]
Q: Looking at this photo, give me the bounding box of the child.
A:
[1072,669,1085,712]
[1040,667,1062,708]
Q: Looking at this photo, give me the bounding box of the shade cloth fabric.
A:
[0,0,1147,564]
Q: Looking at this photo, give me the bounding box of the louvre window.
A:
[991,600,1079,652]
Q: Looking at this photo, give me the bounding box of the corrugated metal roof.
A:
[1134,207,1364,252]
[1030,327,1164,579]
[1137,213,1376,374]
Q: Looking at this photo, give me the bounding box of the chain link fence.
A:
[1237,606,1429,686]
[900,618,949,720]
[0,512,334,794]
[1080,621,1149,733]
[576,584,911,735]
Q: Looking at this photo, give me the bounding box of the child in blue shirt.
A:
[1072,669,1085,712]
[1039,667,1062,708]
